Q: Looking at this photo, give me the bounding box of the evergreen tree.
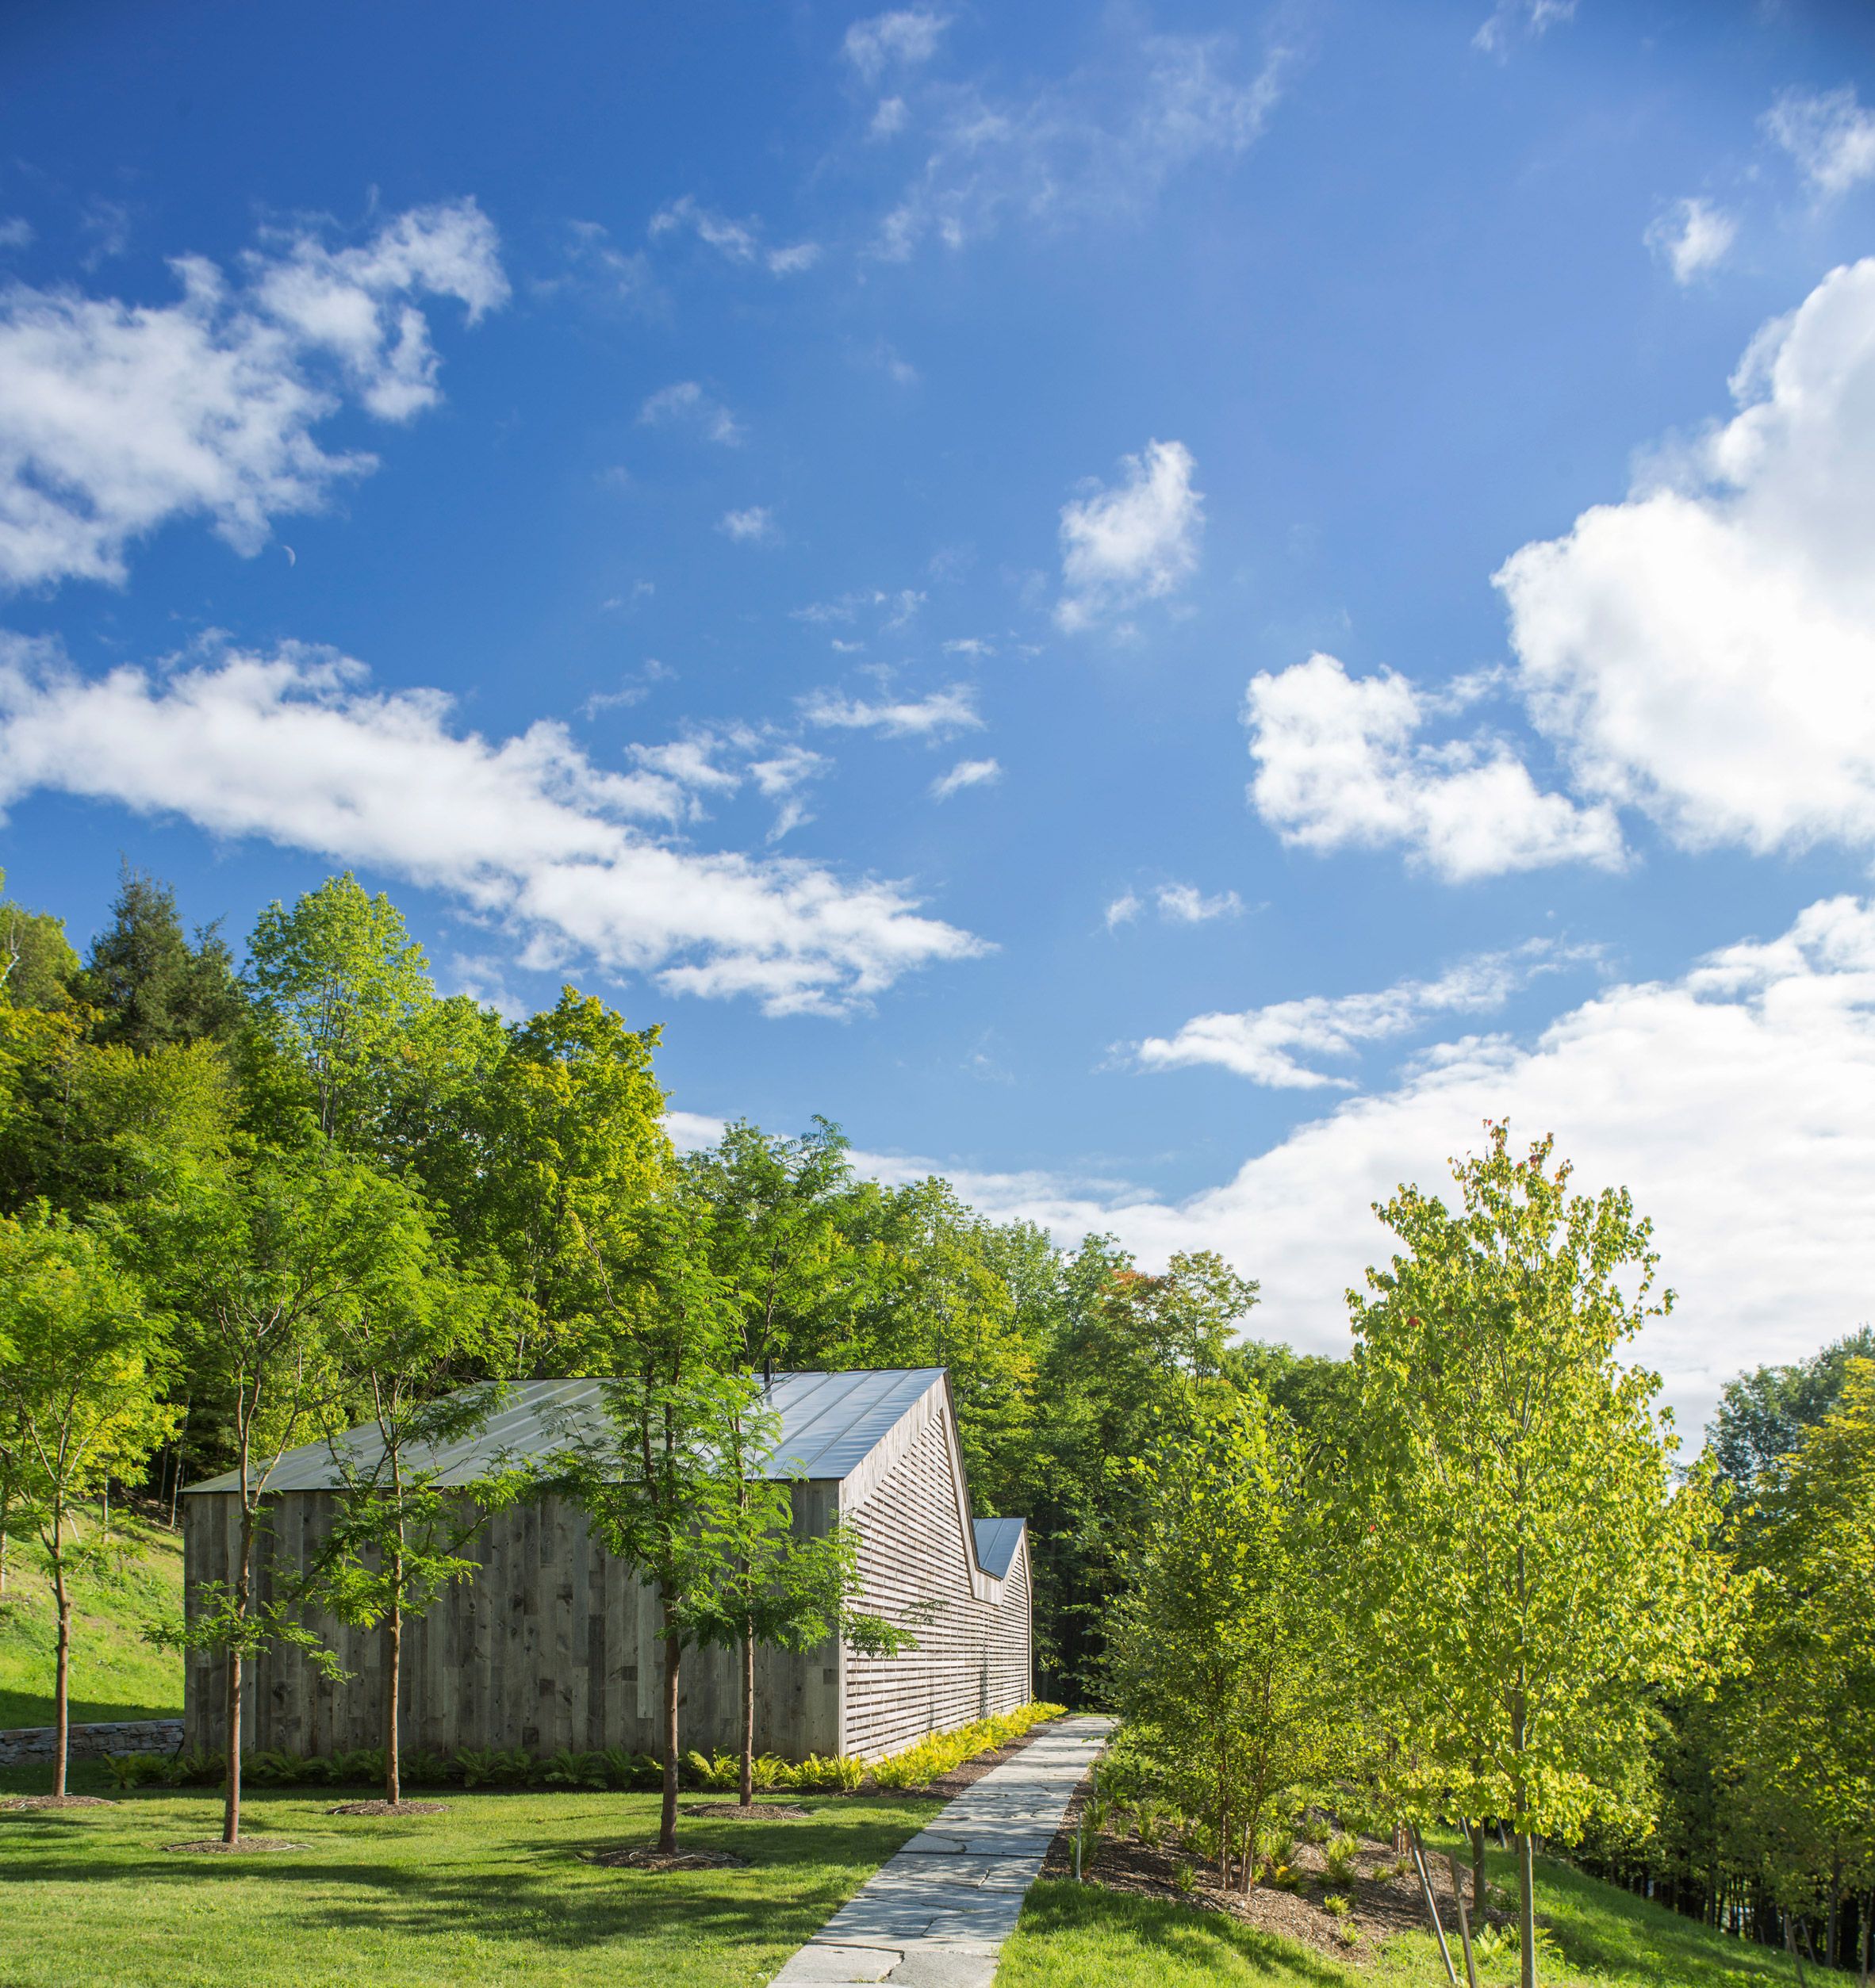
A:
[80,866,243,1052]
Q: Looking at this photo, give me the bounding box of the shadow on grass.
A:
[1533,1857,1799,1986]
[0,1808,928,1959]
[1012,1882,1355,1986]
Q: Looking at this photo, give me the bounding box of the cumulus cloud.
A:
[1764,86,1875,199]
[718,505,777,543]
[1132,941,1578,1088]
[930,756,1001,799]
[875,28,1290,259]
[799,683,981,738]
[649,195,820,277]
[0,200,504,590]
[1056,439,1202,632]
[1245,652,1624,879]
[846,898,1875,1431]
[0,638,982,1015]
[843,10,949,82]
[638,380,742,445]
[1496,256,1875,858]
[1646,197,1736,284]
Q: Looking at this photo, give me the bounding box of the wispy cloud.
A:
[0,200,506,590]
[719,505,777,543]
[1645,197,1736,285]
[799,683,982,738]
[649,194,821,277]
[843,9,951,82]
[1473,0,1576,57]
[930,756,1001,799]
[638,380,743,445]
[0,637,980,1015]
[1106,881,1242,929]
[1131,941,1585,1088]
[1764,86,1875,199]
[1056,439,1203,633]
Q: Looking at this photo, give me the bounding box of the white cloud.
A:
[1133,941,1575,1088]
[1056,438,1202,632]
[747,744,829,840]
[1646,197,1736,285]
[0,638,983,1017]
[1245,652,1624,879]
[792,586,925,629]
[848,898,1875,1433]
[875,29,1290,259]
[869,97,910,140]
[1764,86,1875,199]
[1104,891,1142,930]
[930,756,1001,799]
[799,683,981,738]
[0,220,33,251]
[941,636,992,657]
[0,200,504,591]
[1155,883,1243,925]
[719,505,777,544]
[842,10,949,82]
[1473,0,1576,56]
[649,196,819,277]
[1496,256,1875,859]
[638,380,742,445]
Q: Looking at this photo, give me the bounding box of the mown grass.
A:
[999,1842,1807,1988]
[0,1756,938,1988]
[0,1507,184,1728]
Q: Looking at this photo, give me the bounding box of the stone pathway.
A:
[771,1715,1113,1988]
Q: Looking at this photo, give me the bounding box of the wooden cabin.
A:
[181,1369,1033,1762]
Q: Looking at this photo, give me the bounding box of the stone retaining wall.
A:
[0,1718,183,1768]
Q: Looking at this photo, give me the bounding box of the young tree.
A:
[544,1179,758,1856]
[1106,1388,1348,1890]
[1348,1123,1732,1988]
[144,1143,433,1844]
[306,1211,520,1809]
[0,1207,174,1795]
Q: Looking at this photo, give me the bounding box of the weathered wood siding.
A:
[839,1389,1033,1759]
[183,1481,842,1760]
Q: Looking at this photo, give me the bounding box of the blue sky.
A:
[4,0,1875,1431]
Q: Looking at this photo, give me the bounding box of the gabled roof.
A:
[182,1369,949,1498]
[972,1517,1026,1580]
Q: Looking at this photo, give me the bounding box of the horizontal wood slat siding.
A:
[839,1412,1033,1760]
[182,1483,842,1760]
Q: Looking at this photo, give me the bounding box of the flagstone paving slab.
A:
[769,1716,1112,1988]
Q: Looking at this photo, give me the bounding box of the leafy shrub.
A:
[792,1752,865,1791]
[542,1747,608,1789]
[683,1748,739,1790]
[1133,1798,1164,1848]
[1298,1812,1332,1847]
[328,1748,385,1787]
[165,1747,224,1787]
[748,1752,790,1792]
[1322,1892,1352,1918]
[454,1745,532,1788]
[1324,1832,1360,1886]
[869,1702,1064,1790]
[403,1749,454,1787]
[1173,1861,1198,1898]
[244,1749,327,1787]
[104,1752,172,1790]
[595,1747,663,1791]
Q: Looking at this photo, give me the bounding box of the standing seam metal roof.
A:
[182,1369,949,1497]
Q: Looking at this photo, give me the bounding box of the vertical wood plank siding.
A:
[182,1385,1030,1765]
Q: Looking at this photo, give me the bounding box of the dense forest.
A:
[1,861,1869,1980]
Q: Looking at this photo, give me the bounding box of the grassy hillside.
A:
[1000,1844,1805,1988]
[0,1505,185,1728]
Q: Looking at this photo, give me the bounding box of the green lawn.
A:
[999,1844,1808,1988]
[0,1759,936,1988]
[0,1507,185,1728]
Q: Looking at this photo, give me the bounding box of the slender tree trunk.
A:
[384,1599,403,1807]
[1788,1912,1809,1988]
[223,1501,256,1846]
[1828,1852,1842,1970]
[1473,1818,1489,1924]
[167,1404,191,1530]
[0,1486,10,1599]
[50,1525,71,1798]
[1857,1888,1869,1988]
[739,1626,755,1808]
[659,1604,681,1856]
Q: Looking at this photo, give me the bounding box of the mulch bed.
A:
[588,1844,750,1871]
[167,1837,307,1854]
[2,1794,115,1811]
[327,1800,450,1816]
[684,1801,811,1819]
[1040,1774,1509,1965]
